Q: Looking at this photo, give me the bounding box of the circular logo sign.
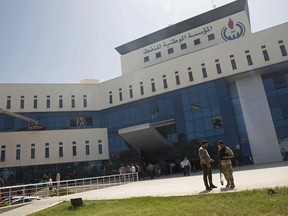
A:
[221,18,246,41]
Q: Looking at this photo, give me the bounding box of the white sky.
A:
[0,0,287,84]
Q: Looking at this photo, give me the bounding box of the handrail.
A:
[0,172,138,207]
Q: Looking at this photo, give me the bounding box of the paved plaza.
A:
[1,161,288,216]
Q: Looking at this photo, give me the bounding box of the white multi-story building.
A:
[0,0,287,184]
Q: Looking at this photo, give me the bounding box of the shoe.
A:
[226,184,230,188]
[210,185,217,188]
[206,187,212,190]
[230,185,235,189]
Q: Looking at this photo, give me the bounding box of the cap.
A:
[218,140,224,144]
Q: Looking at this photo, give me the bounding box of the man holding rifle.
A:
[218,140,235,188]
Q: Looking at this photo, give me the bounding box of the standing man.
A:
[180,157,191,176]
[218,140,235,188]
[198,140,217,190]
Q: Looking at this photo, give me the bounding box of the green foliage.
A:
[28,187,288,216]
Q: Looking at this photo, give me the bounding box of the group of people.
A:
[118,140,235,191]
[198,140,235,190]
[118,163,159,181]
[179,139,235,191]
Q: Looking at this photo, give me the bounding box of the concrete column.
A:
[236,74,282,164]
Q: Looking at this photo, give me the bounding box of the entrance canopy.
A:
[118,122,174,152]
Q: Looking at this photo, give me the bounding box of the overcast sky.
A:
[0,0,287,84]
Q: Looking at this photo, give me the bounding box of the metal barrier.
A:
[0,172,138,207]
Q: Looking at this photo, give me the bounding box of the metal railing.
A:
[0,172,138,207]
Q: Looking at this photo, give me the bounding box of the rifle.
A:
[219,162,224,186]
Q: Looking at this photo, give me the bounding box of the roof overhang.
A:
[115,0,249,55]
[118,123,174,152]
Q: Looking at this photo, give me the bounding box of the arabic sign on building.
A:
[143,26,213,55]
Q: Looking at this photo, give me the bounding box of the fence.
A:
[0,172,138,207]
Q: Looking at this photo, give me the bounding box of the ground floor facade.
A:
[1,67,287,184]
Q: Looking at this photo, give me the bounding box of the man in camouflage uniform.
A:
[218,140,235,188]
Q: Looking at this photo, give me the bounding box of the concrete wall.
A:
[0,128,109,168]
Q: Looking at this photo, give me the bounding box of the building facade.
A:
[0,0,288,184]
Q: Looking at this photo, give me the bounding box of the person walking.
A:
[180,157,191,176]
[198,140,217,190]
[218,140,235,188]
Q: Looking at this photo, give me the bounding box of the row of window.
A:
[5,95,88,110]
[0,141,103,162]
[109,41,287,104]
[144,33,215,62]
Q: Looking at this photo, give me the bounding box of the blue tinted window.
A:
[31,148,35,159]
[16,149,20,160]
[263,50,270,61]
[246,55,253,65]
[98,144,103,154]
[231,59,237,70]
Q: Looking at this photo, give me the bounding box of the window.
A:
[156,52,161,58]
[45,143,49,158]
[119,89,123,101]
[16,149,21,160]
[83,95,87,108]
[31,148,35,159]
[129,85,133,98]
[1,145,6,162]
[215,59,222,74]
[230,55,237,70]
[85,145,90,155]
[213,116,223,128]
[15,150,20,161]
[20,96,24,109]
[168,48,174,54]
[261,45,270,61]
[46,96,50,109]
[140,82,144,95]
[72,146,77,156]
[175,71,180,85]
[282,105,288,119]
[59,95,63,108]
[201,63,207,78]
[245,50,253,66]
[33,96,38,109]
[31,144,35,159]
[208,34,215,41]
[263,50,270,61]
[6,96,11,109]
[59,142,63,157]
[246,54,253,66]
[278,40,287,56]
[71,95,75,108]
[144,56,149,62]
[98,141,103,154]
[188,67,193,82]
[163,75,168,89]
[194,38,201,45]
[216,63,222,74]
[4,118,13,130]
[180,43,187,50]
[273,73,287,89]
[0,150,5,162]
[72,141,77,156]
[151,79,156,92]
[109,91,113,104]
